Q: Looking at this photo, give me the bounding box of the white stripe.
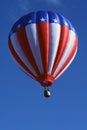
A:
[53,30,76,77]
[10,53,36,80]
[25,24,44,74]
[48,23,61,74]
[10,33,38,77]
[55,48,77,79]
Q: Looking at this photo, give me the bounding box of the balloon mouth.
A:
[40,80,53,87]
[38,74,54,87]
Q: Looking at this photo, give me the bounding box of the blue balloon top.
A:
[9,11,77,38]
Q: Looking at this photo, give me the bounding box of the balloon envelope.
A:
[8,11,78,87]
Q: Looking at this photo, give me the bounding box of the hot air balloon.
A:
[8,11,78,97]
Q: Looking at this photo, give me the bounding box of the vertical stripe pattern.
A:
[8,11,78,87]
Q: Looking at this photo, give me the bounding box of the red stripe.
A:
[37,22,49,74]
[55,37,78,79]
[8,40,37,80]
[16,27,40,76]
[51,26,69,75]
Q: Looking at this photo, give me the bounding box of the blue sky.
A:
[0,0,87,130]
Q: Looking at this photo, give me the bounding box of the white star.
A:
[28,20,32,24]
[17,24,21,29]
[53,18,58,23]
[40,17,45,22]
[64,21,68,26]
